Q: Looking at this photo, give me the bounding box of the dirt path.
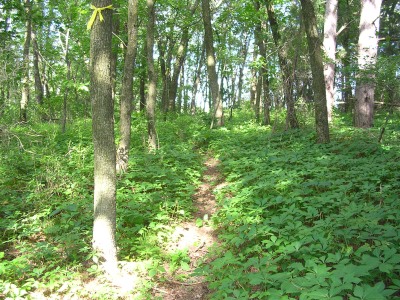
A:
[152,156,225,300]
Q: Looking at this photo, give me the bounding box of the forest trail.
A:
[152,155,225,300]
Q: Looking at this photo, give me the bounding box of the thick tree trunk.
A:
[354,0,382,128]
[89,0,117,274]
[146,0,157,150]
[323,0,338,122]
[301,0,330,143]
[116,0,139,173]
[202,0,223,128]
[111,2,120,102]
[20,0,32,123]
[265,0,298,129]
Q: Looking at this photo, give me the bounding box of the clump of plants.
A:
[199,112,400,299]
[0,114,209,298]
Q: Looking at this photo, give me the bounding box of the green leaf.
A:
[195,218,203,227]
[180,261,190,271]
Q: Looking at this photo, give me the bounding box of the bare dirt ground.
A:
[151,156,225,300]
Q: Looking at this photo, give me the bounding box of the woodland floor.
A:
[28,155,225,300]
[151,155,225,300]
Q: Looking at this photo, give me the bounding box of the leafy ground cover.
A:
[1,110,400,299]
[0,114,209,298]
[198,112,400,299]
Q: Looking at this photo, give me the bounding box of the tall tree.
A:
[264,0,298,129]
[300,0,330,143]
[32,30,44,106]
[168,0,199,114]
[323,0,338,122]
[146,0,157,150]
[89,0,117,274]
[254,0,270,125]
[60,28,71,133]
[202,0,223,128]
[20,0,32,122]
[354,0,382,128]
[116,0,139,173]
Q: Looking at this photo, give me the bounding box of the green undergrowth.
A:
[0,113,208,298]
[199,112,400,299]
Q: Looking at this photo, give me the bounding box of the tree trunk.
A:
[202,0,223,128]
[323,0,338,122]
[20,0,32,123]
[157,39,171,116]
[237,33,249,108]
[191,43,204,115]
[354,0,382,128]
[89,0,117,274]
[146,0,157,150]
[111,2,120,102]
[341,8,353,113]
[265,0,298,129]
[116,0,139,173]
[250,43,257,111]
[32,30,43,106]
[61,29,70,133]
[254,1,271,125]
[301,0,330,143]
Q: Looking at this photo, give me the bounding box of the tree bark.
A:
[89,0,117,274]
[61,29,70,133]
[111,2,120,102]
[191,42,204,115]
[265,0,298,129]
[354,0,382,128]
[300,0,330,143]
[20,0,32,123]
[254,1,270,125]
[32,30,43,106]
[341,2,353,113]
[202,0,223,128]
[250,43,257,111]
[323,0,338,122]
[237,34,249,108]
[116,0,139,173]
[146,0,157,150]
[169,0,199,114]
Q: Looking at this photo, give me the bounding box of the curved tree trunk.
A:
[202,0,223,128]
[89,0,117,274]
[300,0,330,143]
[116,0,139,173]
[354,0,382,128]
[146,0,157,150]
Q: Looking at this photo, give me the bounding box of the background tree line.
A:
[1,0,398,132]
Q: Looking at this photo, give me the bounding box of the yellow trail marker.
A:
[87,5,113,30]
